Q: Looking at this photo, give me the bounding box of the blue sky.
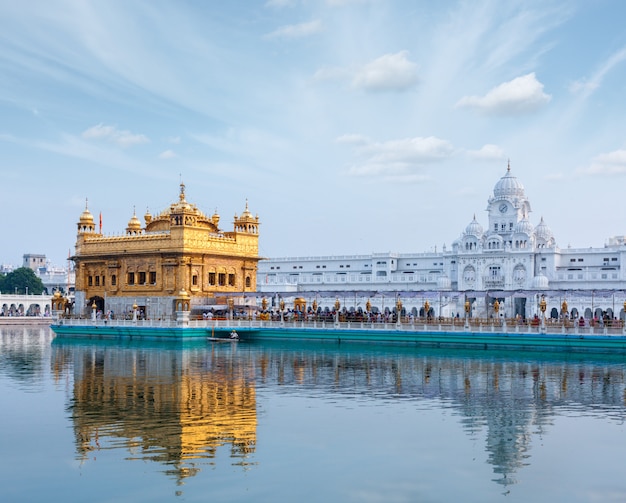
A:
[2,0,626,267]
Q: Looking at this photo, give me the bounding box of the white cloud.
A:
[82,124,149,147]
[467,144,506,161]
[456,73,551,115]
[159,149,177,159]
[578,149,626,176]
[316,51,419,92]
[352,51,419,91]
[167,136,181,144]
[569,46,626,98]
[264,20,322,39]
[568,80,598,95]
[341,135,454,180]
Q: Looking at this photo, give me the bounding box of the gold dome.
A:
[128,215,141,229]
[126,207,142,234]
[77,199,96,234]
[79,199,94,224]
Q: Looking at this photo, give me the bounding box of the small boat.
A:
[208,330,239,342]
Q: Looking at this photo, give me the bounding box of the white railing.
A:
[54,317,626,337]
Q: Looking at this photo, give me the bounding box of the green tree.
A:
[0,267,45,295]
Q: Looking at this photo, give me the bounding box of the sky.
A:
[2,0,626,268]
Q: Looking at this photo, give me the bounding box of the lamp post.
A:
[539,294,547,333]
[396,296,402,327]
[424,300,430,323]
[622,300,626,334]
[493,299,500,326]
[561,299,568,325]
[464,297,470,330]
[334,298,341,325]
[228,297,235,321]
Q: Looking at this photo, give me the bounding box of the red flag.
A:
[99,212,102,233]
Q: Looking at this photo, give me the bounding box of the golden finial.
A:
[507,159,511,172]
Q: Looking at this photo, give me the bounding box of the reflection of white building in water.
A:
[257,164,626,320]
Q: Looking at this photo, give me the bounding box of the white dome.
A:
[493,164,525,199]
[465,215,483,237]
[514,217,534,235]
[535,217,553,241]
[532,274,549,289]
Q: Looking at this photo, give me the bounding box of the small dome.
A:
[465,215,483,237]
[128,214,141,230]
[514,217,534,235]
[241,199,252,218]
[535,216,553,241]
[126,208,142,234]
[532,274,549,289]
[144,207,152,225]
[493,163,525,199]
[79,202,94,225]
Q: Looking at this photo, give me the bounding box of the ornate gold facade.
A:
[72,183,260,317]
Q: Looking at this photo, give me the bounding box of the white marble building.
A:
[257,165,626,321]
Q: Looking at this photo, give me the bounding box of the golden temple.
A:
[71,182,260,319]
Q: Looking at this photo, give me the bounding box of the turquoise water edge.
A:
[2,325,626,502]
[50,319,626,353]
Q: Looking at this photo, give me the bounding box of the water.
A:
[2,326,626,502]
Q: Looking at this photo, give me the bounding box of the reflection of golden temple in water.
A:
[45,336,626,491]
[54,343,257,484]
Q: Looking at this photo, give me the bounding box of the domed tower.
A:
[486,162,532,243]
[144,207,152,226]
[461,215,483,251]
[512,217,535,250]
[126,208,142,236]
[77,199,96,234]
[534,217,555,248]
[234,200,259,235]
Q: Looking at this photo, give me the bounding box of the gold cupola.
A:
[77,199,96,234]
[212,208,220,227]
[234,200,259,234]
[126,207,142,235]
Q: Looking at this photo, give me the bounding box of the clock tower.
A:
[486,162,531,242]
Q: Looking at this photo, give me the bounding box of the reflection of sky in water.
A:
[1,327,626,502]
